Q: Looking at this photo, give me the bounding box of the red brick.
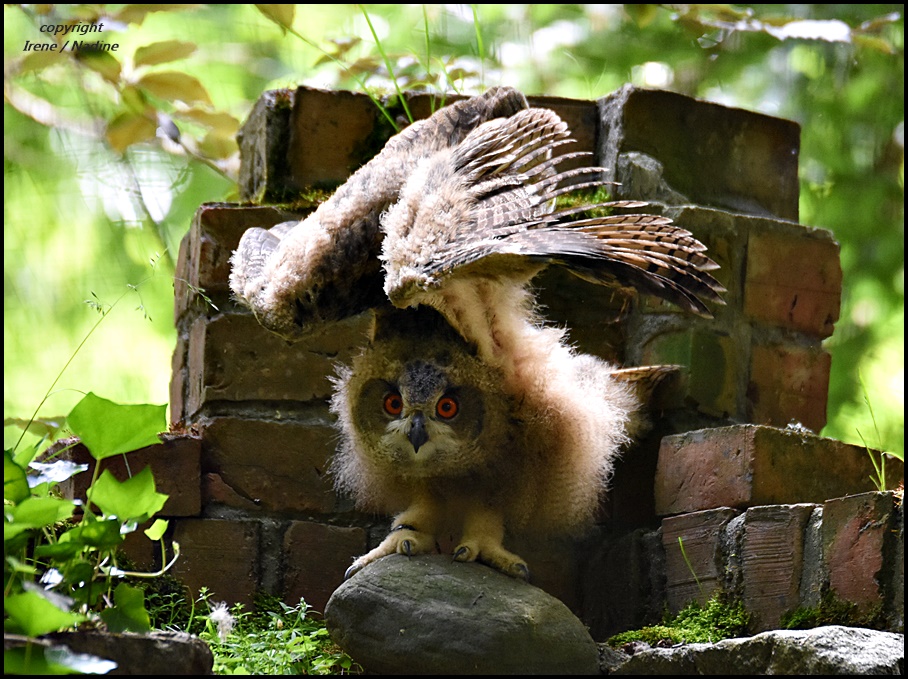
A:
[599,85,801,220]
[640,328,738,419]
[282,521,368,614]
[741,504,816,631]
[661,508,740,612]
[200,417,340,514]
[288,87,384,190]
[170,330,188,426]
[747,342,831,432]
[183,311,370,420]
[54,435,202,517]
[171,518,259,606]
[823,491,898,614]
[654,425,902,516]
[744,226,842,337]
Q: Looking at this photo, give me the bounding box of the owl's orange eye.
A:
[436,395,459,420]
[383,392,403,416]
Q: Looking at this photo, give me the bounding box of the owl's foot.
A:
[452,540,530,580]
[344,524,437,579]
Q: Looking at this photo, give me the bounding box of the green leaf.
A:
[5,496,75,532]
[99,583,151,633]
[256,4,296,31]
[54,517,124,550]
[106,111,157,154]
[144,518,169,541]
[74,49,121,84]
[4,591,86,637]
[86,466,168,523]
[4,449,30,504]
[137,71,212,105]
[134,40,197,67]
[66,393,164,460]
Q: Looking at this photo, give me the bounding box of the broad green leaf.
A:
[66,393,164,460]
[4,449,30,504]
[74,49,121,84]
[3,591,85,637]
[105,111,157,155]
[137,71,212,105]
[198,129,238,159]
[256,4,296,31]
[173,107,240,134]
[134,40,197,67]
[54,516,123,550]
[144,518,169,540]
[85,466,168,523]
[5,495,75,530]
[99,583,151,633]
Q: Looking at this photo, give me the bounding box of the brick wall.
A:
[65,86,903,636]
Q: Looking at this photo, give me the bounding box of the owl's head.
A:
[330,306,513,487]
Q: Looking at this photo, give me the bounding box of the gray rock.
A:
[324,554,599,675]
[6,630,213,675]
[611,625,904,675]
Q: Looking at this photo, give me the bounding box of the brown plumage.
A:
[229,86,530,338]
[229,88,724,579]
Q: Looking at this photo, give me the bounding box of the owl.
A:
[229,86,529,337]
[229,87,725,579]
[330,305,642,579]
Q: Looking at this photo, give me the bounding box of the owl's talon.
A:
[344,562,363,580]
[401,539,413,556]
[452,545,470,562]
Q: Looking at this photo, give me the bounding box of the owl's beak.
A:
[408,412,429,453]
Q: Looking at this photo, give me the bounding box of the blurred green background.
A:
[4,4,903,459]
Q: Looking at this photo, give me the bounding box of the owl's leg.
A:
[453,505,529,580]
[344,497,441,579]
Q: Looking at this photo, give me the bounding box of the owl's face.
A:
[349,358,488,478]
[330,306,517,485]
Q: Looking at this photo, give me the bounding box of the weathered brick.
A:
[640,328,738,419]
[237,88,295,202]
[183,311,369,419]
[282,520,368,614]
[747,342,831,432]
[744,225,842,337]
[55,434,202,518]
[598,85,801,220]
[175,203,305,323]
[661,508,740,612]
[287,87,387,192]
[171,518,259,606]
[528,95,598,176]
[200,417,340,514]
[741,504,816,631]
[823,491,898,614]
[170,329,187,426]
[654,425,902,516]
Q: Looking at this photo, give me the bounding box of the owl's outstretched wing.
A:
[382,107,726,318]
[229,86,530,339]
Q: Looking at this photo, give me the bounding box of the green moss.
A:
[555,186,616,216]
[606,593,751,648]
[782,590,886,631]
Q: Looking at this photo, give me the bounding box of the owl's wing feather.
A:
[391,107,725,317]
[229,86,530,339]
